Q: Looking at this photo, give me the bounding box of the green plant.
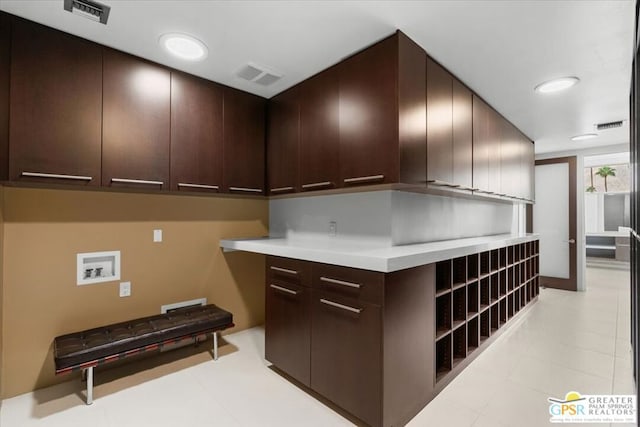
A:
[586,186,596,192]
[595,166,616,192]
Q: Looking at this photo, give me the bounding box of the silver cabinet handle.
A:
[320,298,362,314]
[270,186,294,193]
[178,183,219,190]
[564,239,576,244]
[270,266,298,275]
[270,284,298,295]
[427,180,460,188]
[21,172,92,181]
[301,181,333,189]
[344,175,384,184]
[320,276,361,289]
[229,186,262,193]
[111,178,163,185]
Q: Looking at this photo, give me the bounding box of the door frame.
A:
[530,156,578,291]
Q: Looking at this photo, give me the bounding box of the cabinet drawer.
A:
[312,263,384,305]
[266,256,312,287]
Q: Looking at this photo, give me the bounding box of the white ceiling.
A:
[0,1,635,154]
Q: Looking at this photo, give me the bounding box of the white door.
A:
[533,157,577,291]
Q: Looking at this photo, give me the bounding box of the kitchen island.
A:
[221,234,539,426]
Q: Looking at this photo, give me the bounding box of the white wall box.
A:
[77,251,121,286]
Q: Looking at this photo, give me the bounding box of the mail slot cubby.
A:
[490,273,499,304]
[467,316,479,353]
[513,289,520,313]
[499,269,506,296]
[499,298,507,325]
[452,326,466,367]
[452,288,466,329]
[508,293,515,318]
[520,261,526,283]
[520,285,526,307]
[480,251,490,276]
[435,333,452,382]
[453,257,466,286]
[490,249,499,272]
[480,310,490,342]
[508,245,515,265]
[499,247,507,269]
[436,294,452,339]
[436,260,452,295]
[480,277,490,311]
[467,281,479,317]
[507,267,514,292]
[467,254,479,281]
[490,304,499,334]
[519,243,526,260]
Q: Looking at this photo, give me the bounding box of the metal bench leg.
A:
[213,331,218,360]
[85,366,93,405]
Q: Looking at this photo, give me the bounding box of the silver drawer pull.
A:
[270,284,298,295]
[270,186,294,193]
[344,175,384,184]
[427,180,460,188]
[301,181,333,189]
[111,178,163,185]
[21,172,92,181]
[270,266,298,275]
[229,186,262,193]
[320,298,362,314]
[178,183,219,190]
[320,277,361,289]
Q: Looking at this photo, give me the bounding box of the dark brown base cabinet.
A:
[265,240,539,427]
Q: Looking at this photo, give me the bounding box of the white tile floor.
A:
[0,265,635,427]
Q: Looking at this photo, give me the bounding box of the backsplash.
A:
[269,190,516,246]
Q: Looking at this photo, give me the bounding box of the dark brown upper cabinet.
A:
[426,57,453,186]
[170,72,223,193]
[299,66,340,191]
[223,87,266,195]
[487,107,502,195]
[452,79,473,190]
[267,86,299,195]
[0,12,10,181]
[102,48,170,190]
[339,32,426,188]
[9,17,102,186]
[472,95,490,193]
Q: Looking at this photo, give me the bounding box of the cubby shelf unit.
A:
[434,240,539,383]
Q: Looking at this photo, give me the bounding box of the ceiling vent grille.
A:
[236,62,282,86]
[596,120,624,131]
[64,0,110,25]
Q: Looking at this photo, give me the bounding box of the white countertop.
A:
[220,233,539,273]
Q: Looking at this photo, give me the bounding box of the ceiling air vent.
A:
[64,0,110,25]
[236,62,282,86]
[596,120,624,131]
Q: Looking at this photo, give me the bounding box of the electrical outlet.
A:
[119,281,131,297]
[153,229,163,242]
[329,221,337,237]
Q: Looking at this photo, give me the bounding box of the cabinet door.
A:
[339,35,398,187]
[223,87,265,195]
[427,57,453,185]
[265,281,311,386]
[170,72,223,193]
[0,12,10,181]
[267,87,299,195]
[9,18,102,185]
[452,79,473,189]
[311,290,382,427]
[487,108,502,194]
[472,95,490,193]
[523,135,535,201]
[299,67,340,191]
[102,49,170,190]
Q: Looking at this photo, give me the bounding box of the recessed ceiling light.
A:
[159,33,208,61]
[534,76,580,94]
[571,133,598,141]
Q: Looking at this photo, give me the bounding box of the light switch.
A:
[119,281,131,297]
[153,229,162,242]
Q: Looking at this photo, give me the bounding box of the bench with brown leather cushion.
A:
[53,304,233,404]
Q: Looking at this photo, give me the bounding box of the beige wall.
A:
[1,187,268,398]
